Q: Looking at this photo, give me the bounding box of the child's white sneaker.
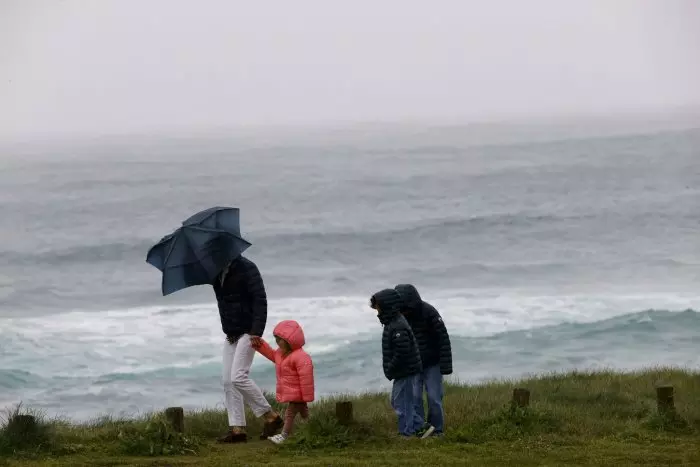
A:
[268,433,287,445]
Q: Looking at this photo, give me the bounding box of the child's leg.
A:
[299,402,309,420]
[413,370,426,432]
[391,376,417,436]
[424,365,444,434]
[282,403,301,436]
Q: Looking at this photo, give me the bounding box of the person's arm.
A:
[245,261,268,338]
[427,306,452,375]
[388,326,413,376]
[254,338,276,363]
[382,327,394,380]
[295,354,315,402]
[384,324,412,380]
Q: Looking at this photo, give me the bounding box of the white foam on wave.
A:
[432,289,700,335]
[2,292,699,381]
[0,296,376,380]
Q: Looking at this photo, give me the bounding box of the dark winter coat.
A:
[212,256,267,339]
[371,288,422,381]
[395,284,453,375]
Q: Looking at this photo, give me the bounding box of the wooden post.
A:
[512,388,530,408]
[656,385,675,415]
[165,407,185,433]
[335,401,353,426]
[10,414,38,435]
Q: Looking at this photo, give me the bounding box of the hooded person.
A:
[395,284,452,436]
[252,320,315,444]
[370,288,425,438]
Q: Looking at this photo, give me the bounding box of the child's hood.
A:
[371,289,402,325]
[273,320,306,350]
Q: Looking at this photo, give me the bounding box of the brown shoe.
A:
[260,415,284,439]
[217,430,248,443]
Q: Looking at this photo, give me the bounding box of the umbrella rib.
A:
[180,226,218,279]
[183,227,251,259]
[162,230,181,267]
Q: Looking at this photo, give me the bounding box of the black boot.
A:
[217,430,248,443]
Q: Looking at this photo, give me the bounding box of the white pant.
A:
[222,334,271,427]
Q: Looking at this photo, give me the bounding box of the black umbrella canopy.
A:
[146,207,251,295]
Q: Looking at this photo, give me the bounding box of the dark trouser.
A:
[391,374,419,436]
[413,364,444,433]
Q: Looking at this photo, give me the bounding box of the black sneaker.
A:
[260,415,284,439]
[217,430,248,443]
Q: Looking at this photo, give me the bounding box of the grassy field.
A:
[2,368,700,466]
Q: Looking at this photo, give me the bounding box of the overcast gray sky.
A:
[1,0,699,140]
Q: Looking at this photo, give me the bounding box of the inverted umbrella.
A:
[146,207,251,295]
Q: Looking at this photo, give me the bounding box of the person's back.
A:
[370,288,423,437]
[213,256,267,340]
[394,284,452,375]
[395,284,452,437]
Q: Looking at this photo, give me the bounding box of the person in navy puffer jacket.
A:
[395,284,452,437]
[370,288,427,438]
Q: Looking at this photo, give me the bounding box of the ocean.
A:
[1,122,699,422]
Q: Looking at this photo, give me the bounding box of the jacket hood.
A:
[371,289,403,325]
[395,284,422,312]
[273,320,306,350]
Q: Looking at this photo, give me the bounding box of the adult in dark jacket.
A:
[395,284,452,436]
[370,288,423,437]
[213,256,282,443]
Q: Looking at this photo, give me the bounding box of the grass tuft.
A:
[116,415,202,456]
[287,401,385,452]
[644,410,694,434]
[0,403,55,458]
[448,404,562,443]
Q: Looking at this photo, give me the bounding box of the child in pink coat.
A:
[251,319,315,444]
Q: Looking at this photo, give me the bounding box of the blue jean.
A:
[391,374,419,436]
[413,364,444,433]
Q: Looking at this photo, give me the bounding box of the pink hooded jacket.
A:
[256,320,315,403]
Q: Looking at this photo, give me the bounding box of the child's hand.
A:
[250,336,263,349]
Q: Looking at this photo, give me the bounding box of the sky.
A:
[1,0,699,140]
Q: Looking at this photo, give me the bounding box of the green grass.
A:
[3,368,700,466]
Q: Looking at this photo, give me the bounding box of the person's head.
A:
[394,284,422,315]
[275,335,292,354]
[370,289,403,324]
[272,320,306,353]
[369,295,380,313]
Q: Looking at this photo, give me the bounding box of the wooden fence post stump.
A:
[335,401,353,426]
[9,414,38,436]
[512,388,530,408]
[656,385,675,416]
[165,407,185,433]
